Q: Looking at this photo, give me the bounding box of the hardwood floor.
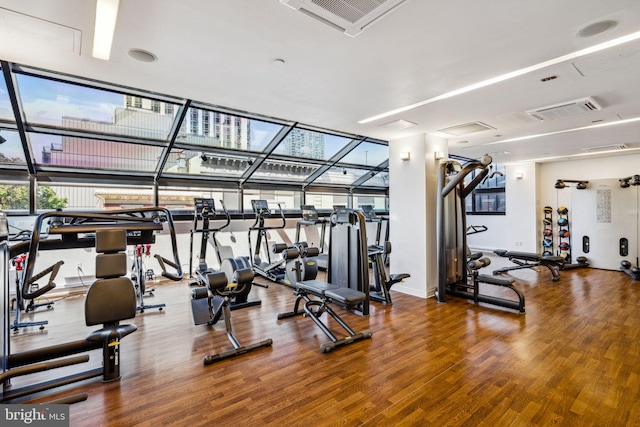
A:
[5,259,640,426]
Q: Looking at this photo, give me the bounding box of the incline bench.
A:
[277,280,372,353]
[493,249,565,282]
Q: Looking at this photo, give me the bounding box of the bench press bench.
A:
[277,280,372,353]
[493,249,565,281]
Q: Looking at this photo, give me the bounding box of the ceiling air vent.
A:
[437,121,495,136]
[525,97,602,121]
[583,144,627,153]
[279,0,409,37]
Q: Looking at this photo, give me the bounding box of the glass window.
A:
[17,74,179,140]
[359,171,389,187]
[29,133,163,172]
[304,192,348,211]
[0,130,27,164]
[162,148,255,177]
[243,189,301,212]
[338,141,388,167]
[354,195,387,211]
[466,164,506,214]
[272,128,353,160]
[46,182,155,210]
[0,180,30,211]
[314,166,372,186]
[249,157,319,183]
[176,107,283,152]
[158,185,238,211]
[0,72,14,123]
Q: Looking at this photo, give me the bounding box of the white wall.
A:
[388,133,447,298]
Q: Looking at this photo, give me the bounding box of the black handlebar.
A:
[250,202,286,231]
[21,208,182,288]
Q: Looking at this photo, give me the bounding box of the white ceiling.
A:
[1,0,640,164]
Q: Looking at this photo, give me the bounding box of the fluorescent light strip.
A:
[486,116,640,145]
[92,0,120,60]
[508,146,640,164]
[358,30,640,124]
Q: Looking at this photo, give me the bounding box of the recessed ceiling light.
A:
[576,20,617,38]
[127,48,157,63]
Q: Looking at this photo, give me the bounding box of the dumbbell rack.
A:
[542,206,554,256]
[557,207,571,263]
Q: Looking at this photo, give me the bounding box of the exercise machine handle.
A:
[23,260,64,299]
[154,254,182,281]
[250,202,286,230]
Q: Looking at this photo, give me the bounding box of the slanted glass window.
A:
[0,130,27,164]
[17,74,179,140]
[466,164,506,214]
[176,107,283,152]
[359,171,389,187]
[162,148,255,178]
[249,157,319,183]
[338,141,388,167]
[314,166,372,186]
[29,133,163,172]
[272,128,353,160]
[0,72,14,123]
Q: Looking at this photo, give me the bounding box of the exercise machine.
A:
[295,205,329,270]
[189,198,261,309]
[191,268,272,364]
[368,241,410,305]
[464,253,525,313]
[277,280,371,353]
[277,207,373,351]
[9,253,61,333]
[1,227,141,403]
[493,249,565,282]
[131,242,165,312]
[327,207,371,315]
[436,155,526,313]
[248,200,299,286]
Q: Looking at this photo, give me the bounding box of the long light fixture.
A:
[486,116,640,146]
[92,0,120,60]
[358,30,640,124]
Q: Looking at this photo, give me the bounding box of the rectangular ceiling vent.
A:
[279,0,409,37]
[582,144,627,153]
[525,97,602,121]
[437,121,495,136]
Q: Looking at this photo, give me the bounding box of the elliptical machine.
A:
[189,198,260,309]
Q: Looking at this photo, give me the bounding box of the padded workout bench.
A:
[493,249,564,282]
[277,280,372,353]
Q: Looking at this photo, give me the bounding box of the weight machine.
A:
[436,155,526,313]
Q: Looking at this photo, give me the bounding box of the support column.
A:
[388,133,447,298]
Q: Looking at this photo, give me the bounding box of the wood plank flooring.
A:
[5,258,640,426]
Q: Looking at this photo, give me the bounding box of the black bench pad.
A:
[297,280,365,305]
